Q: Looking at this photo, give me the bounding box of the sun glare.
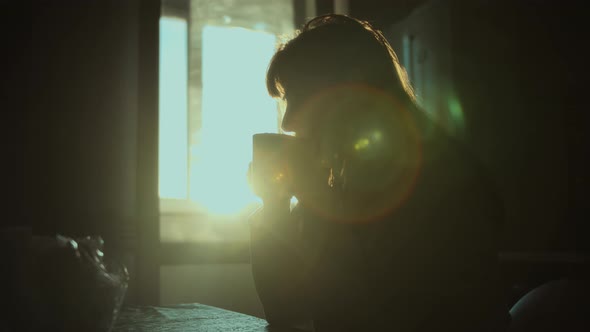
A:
[189,26,279,215]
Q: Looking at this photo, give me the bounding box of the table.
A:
[113,303,308,332]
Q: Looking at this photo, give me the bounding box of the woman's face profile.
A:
[281,79,329,139]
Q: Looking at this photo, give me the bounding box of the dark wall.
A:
[449,0,586,251]
[29,1,140,241]
[3,2,29,228]
[349,0,428,30]
[27,0,160,305]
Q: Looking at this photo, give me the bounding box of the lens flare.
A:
[448,96,465,133]
[354,138,371,151]
[289,84,423,224]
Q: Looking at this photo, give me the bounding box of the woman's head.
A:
[265,15,423,223]
[267,14,416,133]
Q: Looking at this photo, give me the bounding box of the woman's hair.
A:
[266,14,416,105]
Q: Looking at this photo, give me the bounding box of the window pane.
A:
[159,17,188,199]
[160,1,295,243]
[190,26,278,214]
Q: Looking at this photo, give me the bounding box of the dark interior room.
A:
[3,0,588,331]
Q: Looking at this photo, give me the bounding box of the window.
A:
[159,17,189,200]
[159,0,295,244]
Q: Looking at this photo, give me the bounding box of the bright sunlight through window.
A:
[159,20,281,216]
[190,26,278,215]
[159,17,188,200]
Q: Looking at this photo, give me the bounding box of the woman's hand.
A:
[247,162,292,206]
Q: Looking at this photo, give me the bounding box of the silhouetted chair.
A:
[508,279,590,332]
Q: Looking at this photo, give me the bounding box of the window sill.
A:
[160,241,251,265]
[159,199,258,263]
